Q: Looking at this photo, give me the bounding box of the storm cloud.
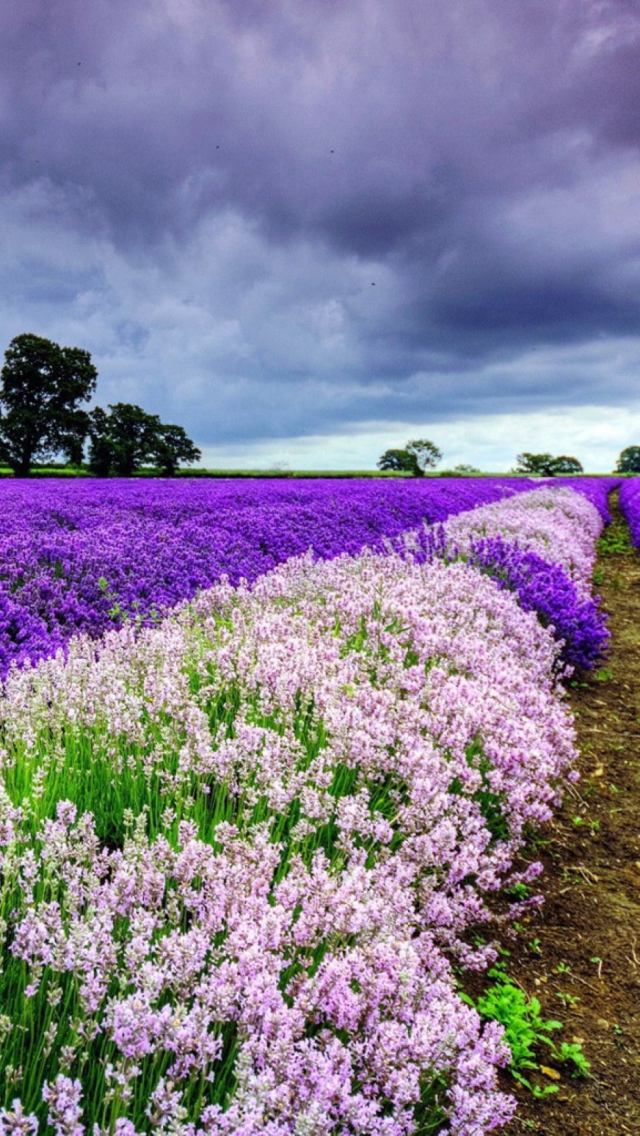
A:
[1,0,639,467]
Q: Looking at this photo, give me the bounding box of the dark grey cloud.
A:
[1,0,639,460]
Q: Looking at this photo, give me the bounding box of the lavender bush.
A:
[466,537,609,671]
[389,486,612,671]
[446,487,611,671]
[551,476,616,524]
[442,485,608,592]
[0,557,566,1136]
[0,487,606,1133]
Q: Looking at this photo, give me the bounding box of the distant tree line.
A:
[377,442,640,477]
[513,452,583,476]
[4,335,640,479]
[514,450,640,475]
[0,334,201,477]
[376,442,588,477]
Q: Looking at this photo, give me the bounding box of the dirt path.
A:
[502,493,640,1135]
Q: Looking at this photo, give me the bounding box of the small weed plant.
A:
[466,965,591,1096]
[597,524,634,556]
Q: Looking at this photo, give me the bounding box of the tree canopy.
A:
[0,333,97,476]
[88,403,201,477]
[514,452,583,476]
[0,333,201,478]
[150,423,202,476]
[377,439,442,477]
[377,448,418,474]
[88,403,160,477]
[615,446,640,474]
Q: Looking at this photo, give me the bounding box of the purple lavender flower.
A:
[619,478,640,546]
[0,477,618,677]
[466,535,609,671]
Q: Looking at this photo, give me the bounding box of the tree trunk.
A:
[13,456,32,477]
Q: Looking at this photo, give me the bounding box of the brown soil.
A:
[497,493,640,1134]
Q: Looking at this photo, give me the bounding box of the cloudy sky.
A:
[1,0,639,471]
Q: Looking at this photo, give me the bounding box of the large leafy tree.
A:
[377,448,419,474]
[615,446,640,473]
[515,452,583,476]
[377,438,442,477]
[86,407,115,477]
[550,455,584,475]
[88,403,201,477]
[88,403,161,477]
[405,438,442,473]
[0,333,97,476]
[150,424,201,476]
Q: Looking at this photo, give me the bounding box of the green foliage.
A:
[88,403,201,476]
[405,438,442,471]
[0,333,97,476]
[150,422,202,476]
[477,976,561,1078]
[469,970,590,1095]
[88,403,160,477]
[377,438,442,477]
[597,523,633,555]
[507,882,532,901]
[0,336,200,479]
[377,447,420,474]
[514,452,583,476]
[555,990,580,1008]
[556,1040,591,1076]
[615,445,640,473]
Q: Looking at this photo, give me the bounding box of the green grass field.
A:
[0,465,590,479]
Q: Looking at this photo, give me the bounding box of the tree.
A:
[405,439,442,474]
[86,407,115,476]
[150,423,201,476]
[615,446,640,473]
[88,403,160,476]
[88,403,201,477]
[550,455,584,475]
[0,333,97,476]
[515,452,583,476]
[60,428,89,468]
[377,438,442,477]
[377,448,420,474]
[514,453,556,475]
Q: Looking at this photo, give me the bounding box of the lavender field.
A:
[0,478,623,1135]
[0,477,616,677]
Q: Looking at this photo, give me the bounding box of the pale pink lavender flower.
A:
[442,486,603,592]
[42,1077,83,1136]
[0,1103,39,1136]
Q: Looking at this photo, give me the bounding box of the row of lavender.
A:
[619,477,640,545]
[0,486,610,1135]
[0,477,617,677]
[389,483,612,672]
